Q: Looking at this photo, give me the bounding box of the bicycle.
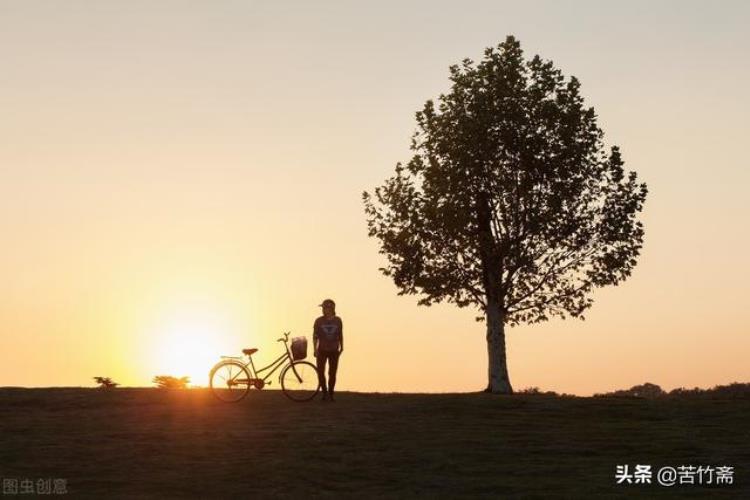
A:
[209,332,320,403]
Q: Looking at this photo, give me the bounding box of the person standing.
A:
[313,298,343,402]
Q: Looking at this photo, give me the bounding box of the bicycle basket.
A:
[291,336,307,360]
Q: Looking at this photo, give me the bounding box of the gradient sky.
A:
[1,1,748,394]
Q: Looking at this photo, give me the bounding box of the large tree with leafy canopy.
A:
[363,36,647,394]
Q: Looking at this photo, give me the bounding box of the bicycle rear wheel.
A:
[210,361,252,402]
[281,361,320,402]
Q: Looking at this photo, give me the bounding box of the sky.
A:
[1,0,748,395]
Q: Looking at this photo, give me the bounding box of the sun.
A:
[152,313,229,387]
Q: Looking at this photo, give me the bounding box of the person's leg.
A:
[327,352,340,400]
[316,352,328,400]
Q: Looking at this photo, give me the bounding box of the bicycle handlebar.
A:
[276,331,291,342]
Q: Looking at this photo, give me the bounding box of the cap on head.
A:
[319,298,335,309]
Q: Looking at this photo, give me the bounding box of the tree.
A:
[363,36,647,394]
[93,376,119,389]
[153,375,190,390]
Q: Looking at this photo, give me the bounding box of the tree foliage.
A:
[364,36,647,327]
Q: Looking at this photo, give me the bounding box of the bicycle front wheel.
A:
[281,361,320,402]
[210,361,252,403]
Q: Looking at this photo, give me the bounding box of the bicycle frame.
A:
[223,336,296,385]
[251,350,292,384]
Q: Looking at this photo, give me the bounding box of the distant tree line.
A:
[594,382,750,399]
[517,382,750,399]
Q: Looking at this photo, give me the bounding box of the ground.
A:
[0,388,747,498]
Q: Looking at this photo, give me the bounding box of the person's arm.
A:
[339,317,344,353]
[313,318,319,357]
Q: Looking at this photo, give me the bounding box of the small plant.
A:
[519,386,542,395]
[516,386,574,397]
[93,377,119,389]
[153,375,190,390]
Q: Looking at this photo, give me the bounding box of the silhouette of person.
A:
[313,298,343,402]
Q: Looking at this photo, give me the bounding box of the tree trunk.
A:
[485,297,513,394]
[474,191,513,394]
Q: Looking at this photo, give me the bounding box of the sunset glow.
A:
[1,1,748,395]
[149,311,232,387]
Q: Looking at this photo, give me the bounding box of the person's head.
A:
[319,298,336,318]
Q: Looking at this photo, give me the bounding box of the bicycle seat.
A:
[242,348,258,356]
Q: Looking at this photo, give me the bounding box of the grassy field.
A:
[0,388,747,498]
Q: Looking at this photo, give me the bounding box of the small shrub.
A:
[667,386,703,398]
[516,387,575,397]
[519,386,542,395]
[595,382,666,399]
[93,377,119,389]
[153,375,190,390]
